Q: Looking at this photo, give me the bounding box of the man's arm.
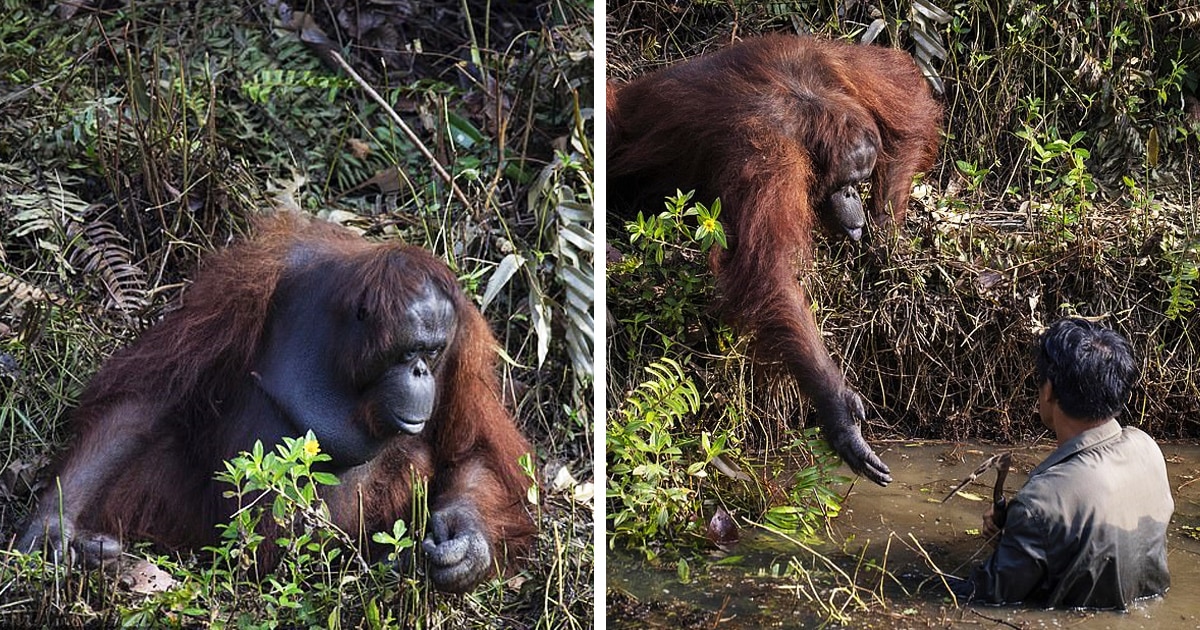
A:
[971,498,1048,605]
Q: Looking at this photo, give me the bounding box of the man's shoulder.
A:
[1120,424,1155,441]
[1117,424,1166,455]
[1020,423,1170,506]
[1017,448,1096,507]
[1011,464,1071,519]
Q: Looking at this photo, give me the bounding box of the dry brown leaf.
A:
[120,558,177,595]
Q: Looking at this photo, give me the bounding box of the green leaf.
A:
[447,110,485,148]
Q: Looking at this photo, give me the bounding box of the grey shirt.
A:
[971,419,1174,609]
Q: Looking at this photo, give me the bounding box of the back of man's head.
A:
[1036,318,1138,422]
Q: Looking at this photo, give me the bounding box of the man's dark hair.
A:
[1035,318,1138,421]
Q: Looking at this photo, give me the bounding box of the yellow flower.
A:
[304,439,320,457]
[701,217,718,232]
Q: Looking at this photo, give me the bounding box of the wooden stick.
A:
[328,50,474,215]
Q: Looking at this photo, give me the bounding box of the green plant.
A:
[761,429,847,539]
[520,116,596,413]
[952,160,990,192]
[1015,107,1098,240]
[211,432,347,576]
[106,433,430,629]
[611,190,727,359]
[606,357,706,555]
[626,190,726,264]
[241,69,353,105]
[1162,235,1200,321]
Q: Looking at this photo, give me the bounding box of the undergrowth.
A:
[4,434,470,628]
[607,193,848,567]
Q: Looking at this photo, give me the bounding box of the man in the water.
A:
[967,318,1173,609]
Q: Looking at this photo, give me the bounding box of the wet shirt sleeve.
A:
[970,497,1048,605]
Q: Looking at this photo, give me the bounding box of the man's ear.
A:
[1038,380,1056,409]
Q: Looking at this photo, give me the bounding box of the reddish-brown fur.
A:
[608,35,941,484]
[29,213,535,572]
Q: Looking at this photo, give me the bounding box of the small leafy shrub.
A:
[607,358,707,555]
[758,429,846,538]
[117,432,426,629]
[213,432,345,573]
[610,190,727,361]
[1015,99,1098,241]
[1161,235,1199,321]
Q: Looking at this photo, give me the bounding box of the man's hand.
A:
[981,505,1001,546]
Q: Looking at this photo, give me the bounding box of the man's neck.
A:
[1054,416,1115,445]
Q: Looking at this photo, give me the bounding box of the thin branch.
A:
[328,50,475,215]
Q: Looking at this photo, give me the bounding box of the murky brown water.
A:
[609,440,1200,629]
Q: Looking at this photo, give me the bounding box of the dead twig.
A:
[327,50,476,216]
[969,607,1023,629]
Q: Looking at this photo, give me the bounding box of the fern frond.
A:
[619,358,700,427]
[528,108,595,410]
[67,219,149,314]
[0,272,68,313]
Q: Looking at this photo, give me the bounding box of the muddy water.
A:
[608,441,1200,629]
